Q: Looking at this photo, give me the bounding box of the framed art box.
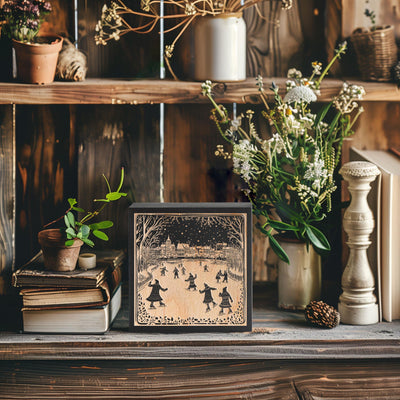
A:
[128,203,252,332]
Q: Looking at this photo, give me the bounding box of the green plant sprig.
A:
[44,168,127,247]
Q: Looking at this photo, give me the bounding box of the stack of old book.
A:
[12,249,125,334]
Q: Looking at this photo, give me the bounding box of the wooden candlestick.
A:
[339,161,380,325]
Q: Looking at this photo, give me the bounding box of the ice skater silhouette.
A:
[185,273,197,291]
[216,270,222,283]
[160,266,167,276]
[146,279,168,309]
[173,267,179,279]
[219,287,233,314]
[222,270,228,283]
[203,264,209,272]
[199,283,217,312]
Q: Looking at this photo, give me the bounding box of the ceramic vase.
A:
[12,35,63,84]
[192,12,246,82]
[38,228,83,271]
[277,237,321,310]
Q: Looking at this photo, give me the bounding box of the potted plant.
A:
[94,0,293,81]
[202,42,366,309]
[350,7,397,82]
[0,0,63,84]
[38,168,127,272]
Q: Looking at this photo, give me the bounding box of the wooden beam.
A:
[0,105,15,294]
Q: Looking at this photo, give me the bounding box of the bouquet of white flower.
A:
[202,42,365,263]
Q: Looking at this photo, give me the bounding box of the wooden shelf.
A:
[0,78,399,105]
[1,289,399,361]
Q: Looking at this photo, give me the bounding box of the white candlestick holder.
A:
[339,161,380,325]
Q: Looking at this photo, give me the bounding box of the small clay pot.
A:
[38,228,83,271]
[12,35,63,84]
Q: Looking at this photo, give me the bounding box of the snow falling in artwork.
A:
[134,213,247,326]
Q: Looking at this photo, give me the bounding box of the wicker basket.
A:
[350,25,398,82]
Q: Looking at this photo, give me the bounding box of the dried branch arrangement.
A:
[95,0,292,78]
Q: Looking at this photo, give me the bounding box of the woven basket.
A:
[350,25,398,82]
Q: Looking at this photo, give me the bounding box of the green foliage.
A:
[46,168,127,247]
[203,42,366,263]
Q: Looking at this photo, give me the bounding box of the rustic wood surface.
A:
[1,78,400,105]
[1,359,400,399]
[0,360,400,400]
[0,105,15,294]
[1,286,400,361]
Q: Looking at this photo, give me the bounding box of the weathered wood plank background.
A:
[1,360,400,399]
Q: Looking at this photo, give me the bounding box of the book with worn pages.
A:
[22,284,122,334]
[13,249,125,288]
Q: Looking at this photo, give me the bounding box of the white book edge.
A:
[23,285,122,334]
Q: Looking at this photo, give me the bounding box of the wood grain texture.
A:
[78,0,159,78]
[0,360,400,399]
[0,105,15,294]
[76,105,160,249]
[163,104,234,203]
[15,105,75,266]
[1,79,399,105]
[1,293,400,360]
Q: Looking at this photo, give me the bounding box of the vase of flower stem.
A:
[277,237,321,310]
[192,12,246,82]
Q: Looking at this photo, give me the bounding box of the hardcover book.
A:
[22,284,122,334]
[13,249,125,288]
[20,263,122,309]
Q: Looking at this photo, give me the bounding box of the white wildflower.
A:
[333,83,365,114]
[284,85,317,104]
[287,68,302,79]
[201,80,212,96]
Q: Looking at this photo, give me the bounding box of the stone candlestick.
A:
[339,161,380,325]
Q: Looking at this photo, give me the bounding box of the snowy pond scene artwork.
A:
[129,204,252,331]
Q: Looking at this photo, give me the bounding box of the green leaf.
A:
[64,214,70,228]
[269,235,290,264]
[65,239,75,247]
[66,211,75,228]
[90,221,113,230]
[267,219,299,232]
[305,225,331,251]
[67,198,77,208]
[79,224,90,238]
[106,192,123,201]
[65,227,76,237]
[72,206,85,212]
[314,102,332,127]
[93,230,109,241]
[82,238,95,247]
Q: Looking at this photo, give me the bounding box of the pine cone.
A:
[304,301,340,329]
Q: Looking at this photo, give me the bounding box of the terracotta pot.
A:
[276,236,321,310]
[38,228,83,272]
[12,35,63,84]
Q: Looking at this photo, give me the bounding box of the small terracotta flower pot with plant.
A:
[39,168,127,272]
[0,0,63,84]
